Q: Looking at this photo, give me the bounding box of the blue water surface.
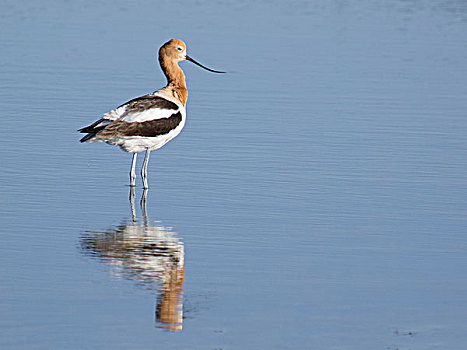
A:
[1,1,466,349]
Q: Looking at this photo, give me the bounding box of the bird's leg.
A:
[130,153,137,187]
[141,149,151,189]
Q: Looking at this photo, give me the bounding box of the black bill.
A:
[186,55,225,73]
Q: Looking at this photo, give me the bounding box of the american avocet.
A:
[79,39,224,188]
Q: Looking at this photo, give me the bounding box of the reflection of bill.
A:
[80,188,185,331]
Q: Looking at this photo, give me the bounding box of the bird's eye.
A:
[177,46,184,52]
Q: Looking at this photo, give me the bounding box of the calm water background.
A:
[1,0,466,349]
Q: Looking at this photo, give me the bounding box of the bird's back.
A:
[79,92,186,153]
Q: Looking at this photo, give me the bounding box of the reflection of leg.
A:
[140,188,148,223]
[130,153,137,187]
[141,149,151,189]
[129,186,136,222]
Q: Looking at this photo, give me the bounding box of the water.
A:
[1,0,467,349]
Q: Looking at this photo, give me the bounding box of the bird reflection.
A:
[80,188,185,331]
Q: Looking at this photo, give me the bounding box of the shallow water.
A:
[1,0,467,349]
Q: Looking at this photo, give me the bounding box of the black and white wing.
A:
[79,94,183,142]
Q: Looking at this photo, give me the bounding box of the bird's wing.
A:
[117,94,181,123]
[79,94,183,141]
[79,94,182,139]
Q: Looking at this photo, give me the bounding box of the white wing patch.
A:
[102,94,181,123]
[120,107,178,123]
[92,119,113,129]
[104,106,126,121]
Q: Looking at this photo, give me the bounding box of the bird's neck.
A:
[159,56,188,106]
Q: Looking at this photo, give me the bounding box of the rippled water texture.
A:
[1,1,467,349]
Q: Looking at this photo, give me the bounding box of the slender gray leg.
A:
[141,149,151,189]
[130,153,137,187]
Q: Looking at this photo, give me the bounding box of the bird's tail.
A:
[78,118,108,142]
[79,133,96,142]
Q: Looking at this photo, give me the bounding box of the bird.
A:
[79,39,224,188]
